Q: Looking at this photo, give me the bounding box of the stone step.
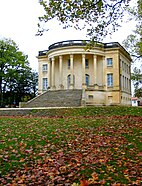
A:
[22,89,82,108]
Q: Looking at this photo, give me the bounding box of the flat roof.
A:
[38,40,130,57]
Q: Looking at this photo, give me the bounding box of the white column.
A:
[59,55,64,89]
[51,57,55,90]
[93,55,97,85]
[70,54,74,89]
[48,59,51,89]
[82,54,86,89]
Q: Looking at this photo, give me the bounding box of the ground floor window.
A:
[67,74,71,89]
[67,74,75,88]
[43,78,48,90]
[107,74,113,87]
[85,74,90,86]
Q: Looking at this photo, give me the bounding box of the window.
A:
[107,58,113,66]
[85,74,89,86]
[119,59,122,68]
[127,65,129,73]
[128,65,130,73]
[67,74,71,88]
[43,78,48,90]
[73,75,75,85]
[123,76,124,89]
[127,78,128,89]
[120,75,122,88]
[107,74,113,87]
[124,63,126,72]
[42,64,48,71]
[68,59,70,69]
[122,61,124,70]
[85,59,89,68]
[125,77,127,89]
[67,74,75,88]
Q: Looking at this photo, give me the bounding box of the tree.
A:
[122,0,142,60]
[12,69,38,104]
[122,1,142,97]
[37,0,131,41]
[30,71,38,97]
[131,67,142,98]
[0,38,38,107]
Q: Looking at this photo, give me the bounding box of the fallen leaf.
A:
[80,179,88,186]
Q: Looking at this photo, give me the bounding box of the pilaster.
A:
[93,55,97,85]
[70,54,74,89]
[51,57,56,90]
[59,55,64,89]
[48,59,51,89]
[82,54,86,89]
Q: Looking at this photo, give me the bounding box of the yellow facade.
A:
[37,40,132,106]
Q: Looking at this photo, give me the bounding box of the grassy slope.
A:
[0,106,142,185]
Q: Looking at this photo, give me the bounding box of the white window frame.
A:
[43,78,48,90]
[42,64,48,72]
[107,58,113,67]
[85,74,89,86]
[107,74,113,87]
[85,59,89,68]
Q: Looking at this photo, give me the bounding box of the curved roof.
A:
[38,40,131,60]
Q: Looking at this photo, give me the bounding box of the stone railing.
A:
[38,40,129,57]
[49,40,91,50]
[38,50,48,56]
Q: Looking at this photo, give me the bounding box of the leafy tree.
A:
[122,1,142,97]
[131,67,142,98]
[123,0,142,60]
[38,0,131,41]
[12,69,38,105]
[31,71,38,97]
[0,38,38,107]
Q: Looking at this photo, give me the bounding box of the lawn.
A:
[0,106,142,186]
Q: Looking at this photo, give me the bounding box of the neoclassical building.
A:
[37,40,132,106]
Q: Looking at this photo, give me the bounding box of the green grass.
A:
[29,106,142,117]
[0,106,142,185]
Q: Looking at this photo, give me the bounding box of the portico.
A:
[48,53,103,90]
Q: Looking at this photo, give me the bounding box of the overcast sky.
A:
[0,0,136,71]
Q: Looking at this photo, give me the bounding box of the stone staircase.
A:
[21,89,82,108]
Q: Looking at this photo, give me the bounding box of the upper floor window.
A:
[128,65,130,74]
[120,75,122,88]
[107,58,113,67]
[85,59,89,68]
[42,64,48,72]
[107,74,113,87]
[85,74,90,86]
[119,59,122,68]
[43,78,48,90]
[122,61,124,70]
[68,59,70,69]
